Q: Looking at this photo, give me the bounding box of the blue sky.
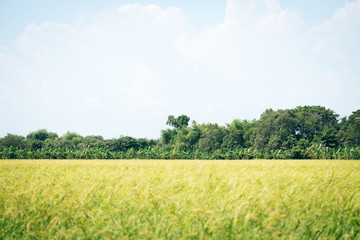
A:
[0,0,352,45]
[0,0,359,139]
[0,0,226,45]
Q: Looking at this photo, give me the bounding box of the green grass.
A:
[0,160,359,239]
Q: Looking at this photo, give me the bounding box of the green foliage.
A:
[106,136,155,152]
[79,135,105,149]
[55,132,83,149]
[222,120,245,150]
[198,123,226,153]
[0,106,359,159]
[108,136,137,151]
[1,145,359,160]
[345,110,360,145]
[319,127,340,148]
[251,106,342,151]
[166,114,190,130]
[0,134,25,149]
[185,125,201,148]
[24,130,58,150]
[252,109,298,150]
[26,140,44,150]
[26,129,58,141]
[294,105,339,142]
[160,128,177,146]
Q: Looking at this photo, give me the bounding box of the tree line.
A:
[1,105,359,159]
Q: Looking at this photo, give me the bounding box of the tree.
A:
[345,109,360,146]
[83,135,104,142]
[293,106,339,143]
[107,136,139,152]
[58,132,83,149]
[338,117,349,145]
[25,129,59,150]
[160,120,201,151]
[198,123,226,153]
[80,135,105,148]
[166,115,190,130]
[251,109,298,150]
[160,128,177,146]
[319,127,340,148]
[26,129,58,141]
[137,138,150,149]
[251,106,341,151]
[222,120,244,150]
[185,122,201,149]
[0,134,25,149]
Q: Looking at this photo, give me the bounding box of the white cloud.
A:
[0,0,359,138]
[175,0,360,122]
[83,97,103,107]
[176,0,309,112]
[310,0,360,60]
[307,0,360,112]
[1,3,190,138]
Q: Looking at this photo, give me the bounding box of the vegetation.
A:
[1,105,359,159]
[1,160,359,239]
[1,145,360,160]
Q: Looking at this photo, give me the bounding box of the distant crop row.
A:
[1,145,359,160]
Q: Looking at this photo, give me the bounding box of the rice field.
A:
[0,160,359,239]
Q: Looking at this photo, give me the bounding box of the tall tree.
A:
[222,119,245,149]
[345,109,360,146]
[26,129,59,150]
[252,109,298,150]
[198,123,226,153]
[26,129,58,141]
[0,134,25,149]
[293,106,339,143]
[166,115,190,130]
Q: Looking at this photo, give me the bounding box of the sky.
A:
[0,0,359,139]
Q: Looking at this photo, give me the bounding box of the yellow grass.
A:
[0,160,359,239]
